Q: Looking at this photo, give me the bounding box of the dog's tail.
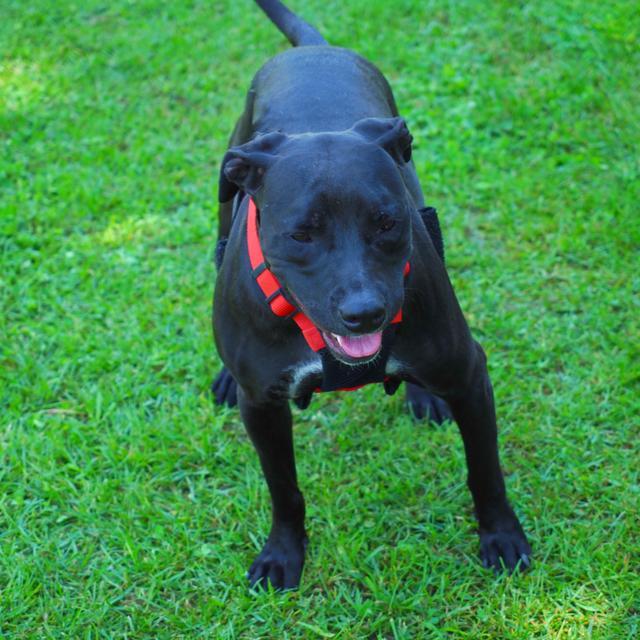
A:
[254,0,327,46]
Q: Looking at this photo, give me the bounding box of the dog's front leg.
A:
[239,388,307,590]
[447,342,531,573]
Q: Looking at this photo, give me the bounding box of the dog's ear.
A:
[351,117,413,164]
[218,131,288,202]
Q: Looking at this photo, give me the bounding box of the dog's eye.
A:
[290,230,312,243]
[377,214,396,233]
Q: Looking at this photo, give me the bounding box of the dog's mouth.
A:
[321,331,383,364]
[285,289,385,364]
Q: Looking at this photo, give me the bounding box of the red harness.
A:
[246,196,409,352]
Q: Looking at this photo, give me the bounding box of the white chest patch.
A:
[385,356,407,377]
[288,358,323,397]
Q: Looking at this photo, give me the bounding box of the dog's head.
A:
[220,117,414,364]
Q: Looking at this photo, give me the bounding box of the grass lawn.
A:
[1,0,638,637]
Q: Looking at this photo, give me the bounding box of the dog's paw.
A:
[405,383,453,424]
[211,367,238,407]
[479,525,532,574]
[248,530,308,591]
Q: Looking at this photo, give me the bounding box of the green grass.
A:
[1,0,638,637]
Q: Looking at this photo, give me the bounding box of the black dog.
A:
[212,0,531,590]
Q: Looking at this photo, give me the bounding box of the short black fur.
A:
[212,0,531,591]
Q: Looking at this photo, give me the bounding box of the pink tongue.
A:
[335,332,383,358]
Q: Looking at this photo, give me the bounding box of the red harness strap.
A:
[246,197,409,352]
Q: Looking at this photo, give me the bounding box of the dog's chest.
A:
[286,353,410,399]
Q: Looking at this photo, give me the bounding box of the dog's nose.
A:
[338,297,386,333]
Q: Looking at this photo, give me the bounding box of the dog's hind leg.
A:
[239,390,308,590]
[405,382,453,424]
[211,367,238,407]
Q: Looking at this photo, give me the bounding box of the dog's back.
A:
[250,46,399,135]
[248,1,399,135]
